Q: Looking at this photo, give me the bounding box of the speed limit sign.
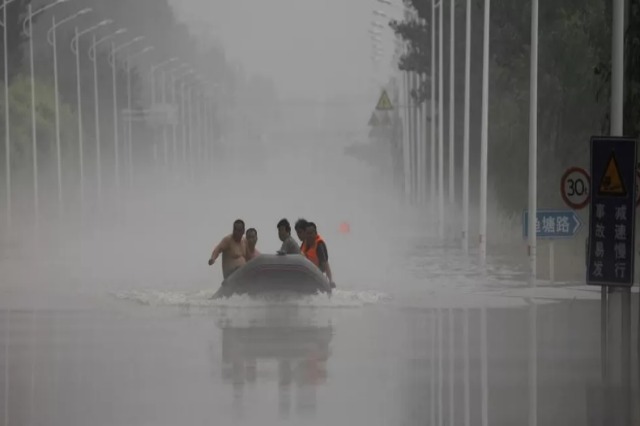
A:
[561,167,590,210]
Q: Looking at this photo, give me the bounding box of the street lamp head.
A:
[76,8,92,16]
[114,28,126,36]
[132,35,144,43]
[98,19,112,26]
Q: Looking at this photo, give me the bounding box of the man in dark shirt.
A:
[294,218,308,247]
[276,218,301,254]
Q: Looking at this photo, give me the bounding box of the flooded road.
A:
[1,241,637,426]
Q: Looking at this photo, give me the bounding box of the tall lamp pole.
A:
[47,7,92,221]
[71,19,112,219]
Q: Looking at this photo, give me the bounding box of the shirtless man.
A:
[245,228,261,261]
[208,219,247,279]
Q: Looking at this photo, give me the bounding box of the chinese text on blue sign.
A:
[587,137,637,287]
[522,210,582,239]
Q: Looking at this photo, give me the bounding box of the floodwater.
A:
[1,139,639,425]
[2,240,638,426]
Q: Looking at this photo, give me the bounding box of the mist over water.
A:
[1,1,639,425]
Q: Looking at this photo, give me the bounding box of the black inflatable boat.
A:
[212,254,332,299]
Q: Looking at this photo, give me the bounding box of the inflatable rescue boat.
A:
[212,254,332,299]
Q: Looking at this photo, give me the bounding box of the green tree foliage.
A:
[390,0,611,212]
[0,75,77,179]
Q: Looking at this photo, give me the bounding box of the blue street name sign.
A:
[522,210,583,239]
[587,136,637,287]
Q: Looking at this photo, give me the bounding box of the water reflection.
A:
[400,300,639,426]
[216,307,333,421]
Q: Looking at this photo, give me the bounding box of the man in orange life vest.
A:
[301,222,336,289]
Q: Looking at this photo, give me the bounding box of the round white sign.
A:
[561,167,590,210]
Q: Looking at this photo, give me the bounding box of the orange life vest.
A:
[302,235,325,267]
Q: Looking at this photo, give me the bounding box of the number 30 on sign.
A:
[561,167,590,210]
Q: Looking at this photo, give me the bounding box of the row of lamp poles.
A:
[1,0,217,240]
[375,0,486,263]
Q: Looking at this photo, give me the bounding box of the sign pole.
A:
[528,0,539,284]
[548,241,554,284]
[587,136,636,425]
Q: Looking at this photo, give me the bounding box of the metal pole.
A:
[28,5,39,237]
[171,74,178,174]
[479,0,491,267]
[431,1,437,217]
[449,0,455,239]
[438,0,445,240]
[3,0,11,232]
[51,15,64,221]
[92,34,102,208]
[412,73,417,204]
[462,0,471,253]
[74,27,85,222]
[610,2,630,424]
[127,59,133,191]
[187,84,194,181]
[161,70,168,171]
[181,80,187,174]
[111,42,120,203]
[528,0,538,281]
[612,0,624,136]
[403,72,411,201]
[420,71,427,205]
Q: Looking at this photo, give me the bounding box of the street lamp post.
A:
[479,0,491,267]
[109,36,144,202]
[168,64,191,172]
[177,70,195,177]
[71,19,112,219]
[438,0,444,241]
[23,0,68,238]
[149,57,179,177]
[125,46,154,191]
[462,0,471,253]
[431,1,437,217]
[449,0,455,240]
[47,7,92,222]
[88,27,127,208]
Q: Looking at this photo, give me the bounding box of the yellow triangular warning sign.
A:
[376,90,393,111]
[599,153,627,196]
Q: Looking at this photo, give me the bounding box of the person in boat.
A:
[301,222,336,288]
[277,218,301,255]
[208,219,247,280]
[245,228,261,260]
[294,218,308,247]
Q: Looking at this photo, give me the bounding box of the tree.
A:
[390,0,610,212]
[0,0,37,83]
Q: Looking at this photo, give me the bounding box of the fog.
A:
[0,0,639,425]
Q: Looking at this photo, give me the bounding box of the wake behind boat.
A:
[211,253,333,299]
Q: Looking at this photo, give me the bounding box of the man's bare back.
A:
[208,220,248,279]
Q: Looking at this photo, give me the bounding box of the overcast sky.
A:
[169,0,401,101]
